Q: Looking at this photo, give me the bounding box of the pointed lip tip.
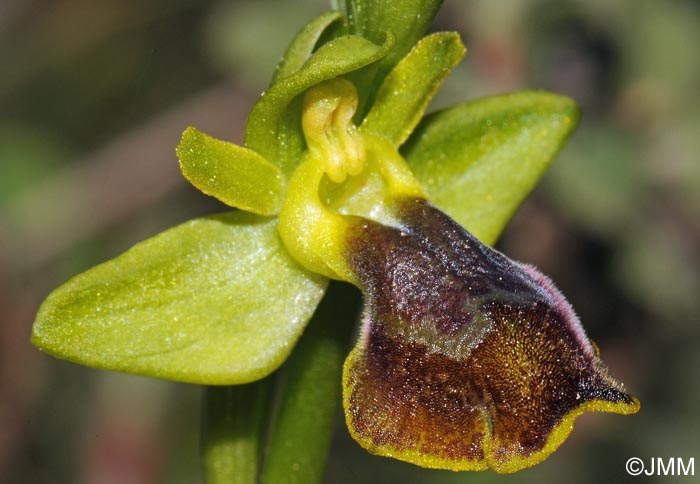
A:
[581,393,641,416]
[622,395,642,414]
[594,379,642,414]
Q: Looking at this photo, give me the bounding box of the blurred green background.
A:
[1,1,698,483]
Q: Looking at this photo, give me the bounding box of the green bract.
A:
[32,5,577,394]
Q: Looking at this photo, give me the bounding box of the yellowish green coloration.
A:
[245,32,395,177]
[278,78,424,283]
[202,384,272,484]
[404,91,580,245]
[340,0,444,83]
[488,399,640,473]
[271,11,346,84]
[302,79,366,184]
[31,3,638,477]
[32,212,326,384]
[177,127,286,215]
[278,80,638,474]
[361,31,466,146]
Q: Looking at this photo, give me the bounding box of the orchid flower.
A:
[31,1,638,479]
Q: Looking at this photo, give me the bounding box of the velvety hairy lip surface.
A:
[342,197,638,473]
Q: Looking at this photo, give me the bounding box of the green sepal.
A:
[339,0,444,85]
[245,33,394,178]
[177,127,286,215]
[31,212,328,385]
[361,32,465,146]
[272,10,347,84]
[403,91,580,245]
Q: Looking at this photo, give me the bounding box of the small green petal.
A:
[272,10,347,83]
[403,91,580,245]
[361,32,465,146]
[32,212,328,385]
[177,127,286,215]
[245,33,394,177]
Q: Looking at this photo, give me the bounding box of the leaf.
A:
[32,212,328,385]
[272,10,346,84]
[341,0,444,83]
[361,32,465,146]
[177,127,286,215]
[403,91,580,246]
[245,33,394,177]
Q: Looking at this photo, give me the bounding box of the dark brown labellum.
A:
[342,197,639,473]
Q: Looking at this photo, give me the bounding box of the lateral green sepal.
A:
[32,212,328,384]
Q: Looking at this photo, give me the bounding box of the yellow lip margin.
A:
[342,345,640,473]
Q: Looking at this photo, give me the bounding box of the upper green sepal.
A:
[245,33,395,177]
[272,10,347,84]
[341,0,444,83]
[32,212,328,385]
[403,91,580,246]
[177,127,286,215]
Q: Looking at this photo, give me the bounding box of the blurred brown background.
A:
[1,1,698,483]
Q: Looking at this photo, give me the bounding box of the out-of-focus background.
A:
[1,1,698,483]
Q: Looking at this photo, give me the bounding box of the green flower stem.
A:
[260,281,361,484]
[201,381,272,484]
